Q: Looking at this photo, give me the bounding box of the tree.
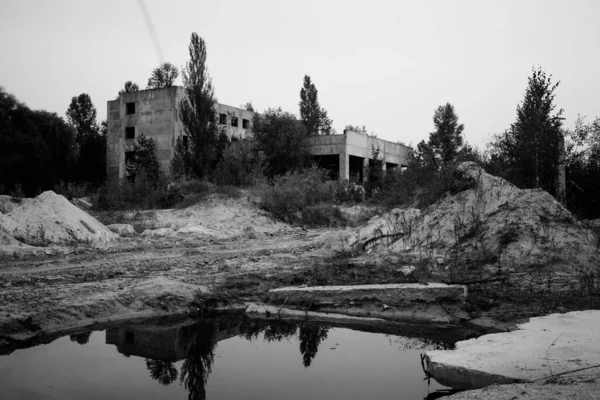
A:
[428,103,464,164]
[177,33,228,179]
[299,75,333,136]
[365,146,385,197]
[118,81,140,97]
[252,107,309,177]
[242,102,255,112]
[0,87,76,195]
[564,115,600,218]
[125,134,160,185]
[66,93,98,146]
[489,66,564,193]
[147,62,179,89]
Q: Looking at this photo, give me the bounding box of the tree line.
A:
[1,32,598,219]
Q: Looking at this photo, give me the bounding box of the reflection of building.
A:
[106,87,254,183]
[105,318,241,362]
[308,130,413,182]
[106,323,188,361]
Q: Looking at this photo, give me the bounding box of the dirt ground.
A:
[1,175,599,398]
[0,194,351,346]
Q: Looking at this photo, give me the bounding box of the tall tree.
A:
[0,87,76,194]
[125,134,160,185]
[118,81,140,97]
[252,107,309,177]
[489,66,564,193]
[147,62,179,89]
[299,75,333,136]
[65,93,106,184]
[428,103,464,164]
[66,93,98,146]
[176,33,228,179]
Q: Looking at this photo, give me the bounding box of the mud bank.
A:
[267,283,468,324]
[425,310,600,389]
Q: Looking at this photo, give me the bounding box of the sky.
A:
[1,0,599,149]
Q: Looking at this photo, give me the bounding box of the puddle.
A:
[0,313,474,399]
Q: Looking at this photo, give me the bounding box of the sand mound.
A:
[3,191,117,247]
[350,162,599,270]
[136,194,294,240]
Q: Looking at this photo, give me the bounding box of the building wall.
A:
[307,130,413,181]
[216,104,254,139]
[107,87,253,183]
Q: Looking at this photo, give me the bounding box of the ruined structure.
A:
[106,86,254,182]
[106,87,412,183]
[308,130,412,182]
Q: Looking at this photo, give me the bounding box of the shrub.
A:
[379,161,477,209]
[214,140,265,186]
[333,180,365,203]
[92,170,176,211]
[256,167,335,222]
[53,181,92,199]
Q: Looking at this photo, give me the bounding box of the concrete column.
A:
[362,156,369,183]
[339,151,349,181]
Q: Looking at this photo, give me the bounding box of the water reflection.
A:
[298,323,329,367]
[69,330,92,345]
[99,314,468,400]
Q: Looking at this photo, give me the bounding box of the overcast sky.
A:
[1,0,599,148]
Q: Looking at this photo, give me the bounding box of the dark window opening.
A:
[242,119,250,129]
[125,126,135,139]
[311,154,339,180]
[125,331,135,344]
[231,116,239,127]
[219,113,227,125]
[126,102,136,115]
[182,135,189,147]
[349,155,365,183]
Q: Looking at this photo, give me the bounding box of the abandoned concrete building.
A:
[106,86,412,183]
[106,86,254,182]
[308,131,412,182]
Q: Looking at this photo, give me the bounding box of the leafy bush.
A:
[53,181,92,199]
[92,169,176,211]
[333,180,365,203]
[379,161,477,209]
[256,167,335,222]
[214,141,265,186]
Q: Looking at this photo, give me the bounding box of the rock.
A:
[424,310,600,390]
[141,228,175,237]
[268,283,467,306]
[107,224,135,236]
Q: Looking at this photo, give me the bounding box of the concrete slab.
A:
[268,283,466,305]
[425,310,600,389]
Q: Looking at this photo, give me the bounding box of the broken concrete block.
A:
[268,283,466,306]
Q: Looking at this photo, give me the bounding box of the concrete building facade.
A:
[107,87,412,184]
[106,86,254,182]
[307,130,413,182]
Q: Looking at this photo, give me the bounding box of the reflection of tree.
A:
[238,316,298,343]
[179,321,217,400]
[69,331,92,345]
[145,359,178,385]
[298,323,329,367]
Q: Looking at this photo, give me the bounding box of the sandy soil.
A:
[0,193,349,346]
